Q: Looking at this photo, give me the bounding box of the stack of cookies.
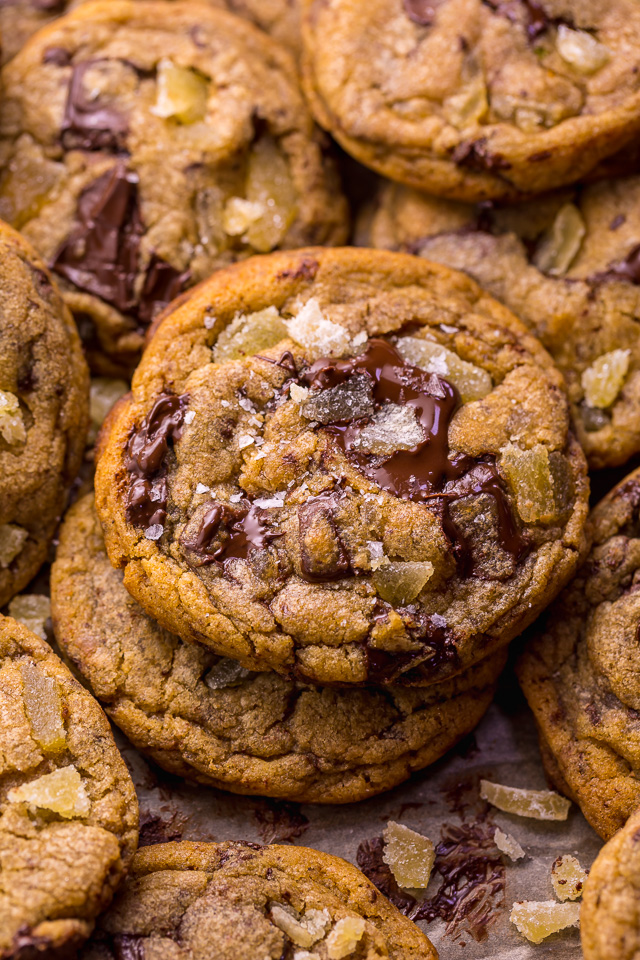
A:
[2,0,640,956]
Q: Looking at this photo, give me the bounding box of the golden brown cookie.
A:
[581,806,640,960]
[360,174,640,469]
[80,840,437,959]
[0,614,139,956]
[302,0,640,201]
[95,247,588,687]
[0,0,345,374]
[0,219,88,608]
[51,492,506,803]
[518,466,640,840]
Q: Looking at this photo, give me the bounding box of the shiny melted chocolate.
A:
[125,393,188,528]
[403,0,445,25]
[302,339,526,561]
[189,502,282,564]
[62,61,129,153]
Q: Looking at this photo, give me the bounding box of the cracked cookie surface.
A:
[0,219,88,608]
[52,493,505,803]
[581,806,640,960]
[518,466,640,840]
[361,174,640,469]
[301,0,640,201]
[95,247,588,687]
[0,0,344,374]
[0,0,301,66]
[0,614,138,957]
[80,840,437,960]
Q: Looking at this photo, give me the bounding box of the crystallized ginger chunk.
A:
[533,203,586,276]
[0,390,26,445]
[270,904,330,948]
[582,350,630,410]
[396,336,492,403]
[382,820,435,889]
[352,404,424,455]
[8,595,51,640]
[373,561,434,605]
[326,917,367,959]
[213,307,288,362]
[245,137,298,252]
[510,900,580,943]
[0,523,28,568]
[20,660,66,752]
[494,827,525,861]
[551,855,588,901]
[8,765,90,819]
[286,299,351,359]
[499,444,557,524]
[152,59,209,123]
[480,780,570,820]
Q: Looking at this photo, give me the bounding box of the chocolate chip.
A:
[42,46,71,66]
[403,0,444,26]
[275,257,320,282]
[452,138,512,173]
[52,164,143,314]
[61,61,129,153]
[610,213,626,231]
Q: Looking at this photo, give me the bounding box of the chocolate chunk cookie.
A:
[361,174,640,469]
[0,0,345,374]
[301,0,640,201]
[95,247,588,687]
[581,806,640,960]
[0,219,89,609]
[0,614,138,956]
[80,840,437,960]
[52,493,506,803]
[0,0,301,66]
[518,466,640,840]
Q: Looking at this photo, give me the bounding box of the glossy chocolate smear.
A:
[187,500,282,564]
[403,0,445,26]
[52,164,143,314]
[297,495,351,582]
[125,393,188,527]
[61,61,129,152]
[366,606,459,683]
[303,339,526,560]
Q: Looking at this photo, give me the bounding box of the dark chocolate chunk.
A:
[452,138,512,173]
[138,811,185,847]
[61,61,129,153]
[610,214,626,231]
[403,0,445,26]
[42,46,71,66]
[137,254,191,327]
[607,243,640,284]
[52,164,143,314]
[253,800,309,844]
[297,496,351,582]
[276,257,320,283]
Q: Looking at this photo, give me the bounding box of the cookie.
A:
[80,840,437,960]
[581,806,640,960]
[301,0,640,202]
[95,246,588,687]
[0,614,139,956]
[0,0,345,374]
[0,219,89,609]
[361,174,640,469]
[51,493,505,803]
[0,0,300,66]
[517,466,640,840]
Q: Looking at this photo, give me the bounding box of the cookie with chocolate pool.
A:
[0,219,88,608]
[80,840,437,960]
[95,247,589,687]
[360,174,640,469]
[0,0,345,374]
[518,465,640,840]
[301,0,640,201]
[51,493,506,803]
[0,615,138,956]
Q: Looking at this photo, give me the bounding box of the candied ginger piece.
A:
[0,390,26,445]
[382,821,435,889]
[222,197,265,237]
[213,307,288,362]
[302,376,374,425]
[204,658,251,690]
[352,404,424,455]
[510,900,580,943]
[396,336,492,403]
[152,59,209,123]
[533,203,586,276]
[582,350,630,409]
[480,780,570,820]
[326,917,367,959]
[8,765,90,819]
[8,595,51,640]
[443,73,488,129]
[494,827,525,861]
[20,660,66,752]
[89,378,128,443]
[290,384,309,404]
[551,855,587,901]
[556,25,610,74]
[245,137,297,252]
[286,299,351,360]
[373,561,434,605]
[270,904,330,948]
[499,443,557,524]
[0,523,28,568]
